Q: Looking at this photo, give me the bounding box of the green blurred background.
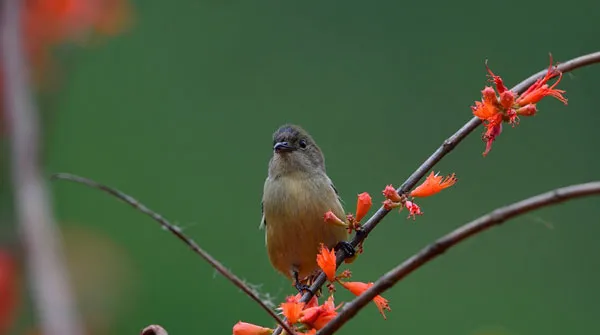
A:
[4,0,600,334]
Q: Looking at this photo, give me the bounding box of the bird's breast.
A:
[263,173,333,219]
[262,173,347,279]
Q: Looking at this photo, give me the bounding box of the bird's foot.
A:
[294,282,312,294]
[292,269,314,294]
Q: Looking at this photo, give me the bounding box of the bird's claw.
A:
[292,269,313,294]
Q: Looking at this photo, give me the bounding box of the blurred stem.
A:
[1,0,84,334]
[271,50,600,335]
[51,173,297,335]
[320,181,600,335]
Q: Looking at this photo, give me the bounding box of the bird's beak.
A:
[274,142,296,153]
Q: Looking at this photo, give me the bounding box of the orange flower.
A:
[280,296,305,324]
[472,56,567,157]
[472,87,501,121]
[316,244,337,281]
[410,171,457,198]
[403,201,423,220]
[382,185,402,202]
[355,192,372,222]
[299,295,341,330]
[233,322,273,335]
[323,211,346,227]
[339,281,391,319]
[516,56,567,106]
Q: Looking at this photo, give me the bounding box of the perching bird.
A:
[261,124,354,292]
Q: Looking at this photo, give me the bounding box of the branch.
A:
[1,1,85,334]
[273,50,600,335]
[51,173,296,335]
[319,181,600,334]
[141,325,169,335]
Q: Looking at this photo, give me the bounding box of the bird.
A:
[261,124,354,292]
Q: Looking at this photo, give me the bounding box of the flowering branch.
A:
[272,50,600,335]
[1,1,85,334]
[319,181,600,334]
[51,173,297,335]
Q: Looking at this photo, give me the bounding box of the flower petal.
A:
[280,296,305,324]
[316,244,337,282]
[355,192,372,222]
[382,185,402,202]
[233,322,273,335]
[339,281,390,319]
[410,171,457,198]
[323,211,347,227]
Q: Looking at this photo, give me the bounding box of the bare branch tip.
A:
[141,325,168,335]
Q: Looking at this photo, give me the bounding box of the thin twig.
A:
[1,1,84,334]
[51,173,296,335]
[319,181,600,334]
[273,51,600,335]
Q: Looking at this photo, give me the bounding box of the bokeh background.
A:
[1,0,600,334]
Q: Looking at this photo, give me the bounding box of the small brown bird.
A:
[261,124,354,292]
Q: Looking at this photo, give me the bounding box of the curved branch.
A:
[51,173,296,335]
[319,181,600,334]
[272,51,600,335]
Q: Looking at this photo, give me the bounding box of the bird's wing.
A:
[330,182,345,206]
[259,201,266,230]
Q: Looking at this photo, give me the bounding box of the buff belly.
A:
[263,174,347,280]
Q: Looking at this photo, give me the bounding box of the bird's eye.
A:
[299,139,307,148]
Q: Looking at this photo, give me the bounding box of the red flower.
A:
[233,322,273,335]
[323,211,346,227]
[516,104,537,116]
[280,296,305,324]
[403,201,423,220]
[516,55,567,106]
[339,281,391,319]
[482,122,502,157]
[499,90,516,110]
[486,62,508,94]
[471,55,567,156]
[382,185,402,202]
[316,244,337,282]
[355,192,372,222]
[299,295,341,330]
[410,171,457,198]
